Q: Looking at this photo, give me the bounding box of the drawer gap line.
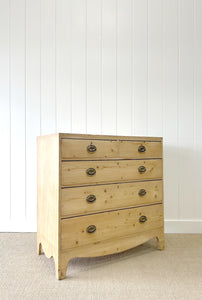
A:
[60,202,163,220]
[60,178,163,189]
[61,158,162,162]
[61,137,162,142]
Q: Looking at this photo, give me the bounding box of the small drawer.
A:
[61,180,163,217]
[61,204,164,251]
[61,159,163,186]
[61,139,162,160]
[61,139,119,160]
[119,141,162,159]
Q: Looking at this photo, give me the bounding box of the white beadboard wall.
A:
[0,0,202,233]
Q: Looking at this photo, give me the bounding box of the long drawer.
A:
[61,180,163,217]
[61,159,163,186]
[61,204,164,251]
[61,139,162,160]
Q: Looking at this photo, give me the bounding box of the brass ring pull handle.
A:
[87,143,97,153]
[138,189,147,196]
[138,145,146,153]
[138,166,146,173]
[86,194,96,203]
[86,168,96,176]
[139,215,147,223]
[86,225,96,233]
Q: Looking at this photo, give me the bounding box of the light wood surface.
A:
[119,140,162,159]
[62,139,119,159]
[61,180,163,217]
[58,227,164,279]
[61,139,162,160]
[61,204,163,251]
[37,134,59,262]
[61,159,163,186]
[37,133,164,279]
[59,132,162,141]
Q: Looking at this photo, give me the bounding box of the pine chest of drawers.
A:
[37,133,164,280]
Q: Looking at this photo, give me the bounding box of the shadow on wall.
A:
[163,141,202,220]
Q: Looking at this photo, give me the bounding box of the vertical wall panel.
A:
[86,0,101,134]
[25,0,40,226]
[194,0,202,219]
[10,0,26,219]
[71,0,86,133]
[0,0,10,219]
[116,0,132,135]
[101,0,117,135]
[148,0,163,137]
[56,0,72,133]
[0,0,202,232]
[178,0,195,219]
[41,0,56,135]
[163,0,179,219]
[133,0,148,136]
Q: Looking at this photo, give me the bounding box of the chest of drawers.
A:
[37,133,164,280]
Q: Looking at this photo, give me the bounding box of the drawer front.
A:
[61,180,163,217]
[119,141,162,159]
[61,139,118,160]
[61,159,163,186]
[61,204,164,251]
[61,139,162,160]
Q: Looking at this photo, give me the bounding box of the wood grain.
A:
[61,138,162,160]
[61,204,164,251]
[61,159,163,186]
[119,140,162,159]
[37,134,59,262]
[58,227,164,279]
[62,139,119,159]
[37,133,164,279]
[60,133,162,141]
[61,180,163,217]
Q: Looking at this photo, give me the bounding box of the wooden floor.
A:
[0,233,202,300]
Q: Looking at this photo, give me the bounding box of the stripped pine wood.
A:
[61,139,162,160]
[61,180,163,217]
[37,133,164,279]
[58,227,164,279]
[60,133,162,141]
[61,159,163,186]
[61,204,164,251]
[37,134,60,269]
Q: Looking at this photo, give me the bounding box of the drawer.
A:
[61,139,162,160]
[119,141,162,159]
[61,159,163,186]
[61,204,164,251]
[61,180,163,217]
[61,139,118,160]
